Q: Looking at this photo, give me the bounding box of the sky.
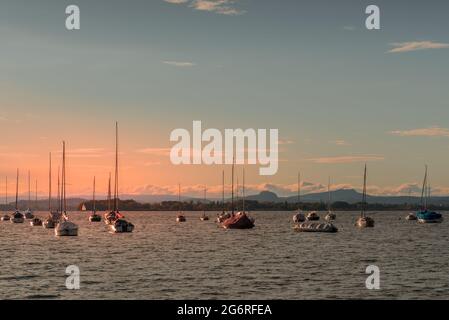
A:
[0,0,449,198]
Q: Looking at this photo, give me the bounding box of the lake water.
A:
[0,211,448,300]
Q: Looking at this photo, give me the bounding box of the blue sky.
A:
[0,0,448,197]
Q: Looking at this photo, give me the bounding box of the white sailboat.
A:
[107,122,134,233]
[292,172,305,223]
[355,164,374,228]
[324,177,336,221]
[176,183,186,222]
[1,176,10,221]
[55,141,79,236]
[23,170,34,219]
[200,186,209,221]
[88,176,101,222]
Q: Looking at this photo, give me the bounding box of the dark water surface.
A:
[1,211,448,299]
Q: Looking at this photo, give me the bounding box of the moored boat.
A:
[306,211,320,221]
[416,166,443,224]
[292,172,305,223]
[88,176,101,222]
[1,176,10,221]
[176,183,186,223]
[405,213,417,221]
[355,164,374,228]
[11,169,24,224]
[200,186,209,221]
[220,164,255,229]
[23,171,35,220]
[324,177,336,222]
[55,141,79,236]
[107,122,134,233]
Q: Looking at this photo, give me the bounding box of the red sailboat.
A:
[221,162,254,229]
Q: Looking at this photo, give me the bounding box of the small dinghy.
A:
[1,176,10,221]
[55,141,79,237]
[220,166,255,229]
[200,214,209,221]
[176,214,186,222]
[88,177,101,222]
[294,221,338,233]
[107,122,134,233]
[306,211,320,221]
[416,166,443,224]
[30,217,42,226]
[405,213,417,221]
[11,169,24,223]
[355,164,374,228]
[293,172,305,223]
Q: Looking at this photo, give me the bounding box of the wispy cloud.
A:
[164,0,245,15]
[388,41,449,53]
[163,60,196,67]
[308,155,385,164]
[137,148,171,156]
[331,139,350,146]
[390,126,449,137]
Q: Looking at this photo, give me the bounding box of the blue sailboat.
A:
[417,166,443,224]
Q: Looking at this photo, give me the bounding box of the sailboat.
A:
[23,170,35,219]
[11,169,25,223]
[55,141,79,236]
[30,179,42,226]
[324,177,336,221]
[221,165,255,229]
[416,166,442,224]
[89,176,101,222]
[200,186,209,221]
[292,172,305,223]
[355,164,374,228]
[1,177,10,221]
[176,184,186,222]
[216,170,230,223]
[106,123,134,233]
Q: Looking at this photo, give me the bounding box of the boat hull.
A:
[294,222,338,233]
[1,215,10,221]
[176,216,186,222]
[417,211,442,224]
[55,221,78,236]
[30,218,43,226]
[405,214,417,221]
[110,219,134,233]
[306,212,320,221]
[293,212,305,223]
[89,214,102,222]
[43,219,56,229]
[200,216,209,221]
[221,212,255,229]
[356,216,375,228]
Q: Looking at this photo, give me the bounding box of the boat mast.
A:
[327,176,331,213]
[242,168,245,213]
[420,165,427,210]
[222,170,225,213]
[114,122,119,212]
[297,172,301,211]
[203,186,206,216]
[49,153,52,212]
[361,164,367,218]
[57,167,61,213]
[27,170,30,208]
[178,183,181,212]
[231,157,234,215]
[35,179,38,210]
[5,176,7,211]
[62,141,66,213]
[93,176,96,213]
[15,169,19,210]
[107,172,111,211]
